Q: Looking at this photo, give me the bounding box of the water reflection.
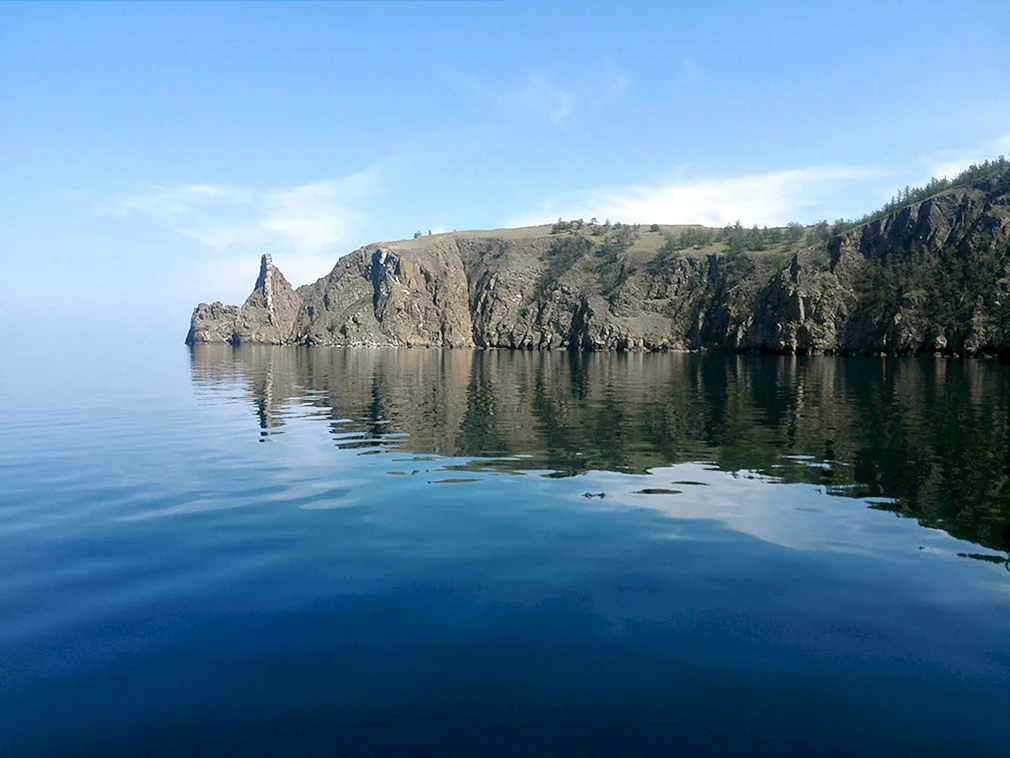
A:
[190,346,1010,555]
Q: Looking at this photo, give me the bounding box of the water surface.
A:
[2,346,1008,755]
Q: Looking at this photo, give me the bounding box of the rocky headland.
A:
[187,166,1010,355]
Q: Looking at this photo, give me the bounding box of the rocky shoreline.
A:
[188,172,1010,356]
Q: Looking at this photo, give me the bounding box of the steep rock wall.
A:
[186,172,1010,355]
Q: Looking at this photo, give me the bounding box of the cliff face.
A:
[186,171,1010,355]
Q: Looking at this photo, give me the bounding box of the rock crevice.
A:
[187,172,1010,355]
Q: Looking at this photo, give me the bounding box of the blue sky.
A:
[2,0,1008,337]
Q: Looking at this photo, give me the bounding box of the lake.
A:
[2,345,1008,755]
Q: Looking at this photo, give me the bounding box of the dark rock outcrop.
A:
[187,170,1010,355]
[186,254,300,345]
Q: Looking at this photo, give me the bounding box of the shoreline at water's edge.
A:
[184,339,1010,360]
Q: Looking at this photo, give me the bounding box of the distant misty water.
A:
[2,345,1009,756]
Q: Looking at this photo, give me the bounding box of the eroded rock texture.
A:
[187,171,1010,355]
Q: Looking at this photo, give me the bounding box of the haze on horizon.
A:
[1,0,1008,339]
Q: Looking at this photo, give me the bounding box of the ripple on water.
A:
[2,347,1009,755]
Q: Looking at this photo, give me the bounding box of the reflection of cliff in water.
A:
[190,345,1010,554]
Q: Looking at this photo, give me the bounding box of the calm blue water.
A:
[2,344,1009,756]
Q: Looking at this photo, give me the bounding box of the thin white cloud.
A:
[456,66,629,126]
[922,133,1010,181]
[506,165,878,228]
[115,167,381,254]
[514,72,574,125]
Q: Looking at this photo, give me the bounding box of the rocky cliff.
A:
[187,169,1010,355]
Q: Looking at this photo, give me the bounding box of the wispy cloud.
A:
[114,168,382,287]
[115,167,381,254]
[457,66,629,126]
[506,165,878,228]
[515,73,575,125]
[921,133,1010,182]
[459,70,576,125]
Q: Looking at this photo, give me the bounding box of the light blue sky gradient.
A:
[2,1,1008,337]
